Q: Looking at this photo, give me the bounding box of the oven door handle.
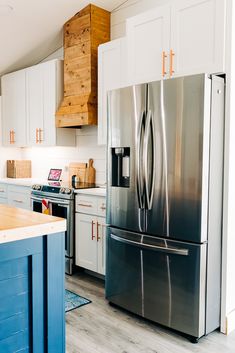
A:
[31,195,70,206]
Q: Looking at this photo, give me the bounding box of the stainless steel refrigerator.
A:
[106,74,224,342]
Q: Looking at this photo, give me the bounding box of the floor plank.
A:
[66,272,235,353]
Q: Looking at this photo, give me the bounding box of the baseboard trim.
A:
[226,310,235,335]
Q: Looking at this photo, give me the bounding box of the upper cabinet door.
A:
[126,5,171,84]
[98,38,123,145]
[41,60,57,146]
[26,65,44,146]
[171,0,226,77]
[2,70,27,147]
[27,60,57,146]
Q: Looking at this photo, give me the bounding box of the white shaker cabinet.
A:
[97,216,106,275]
[75,193,106,275]
[1,69,28,147]
[7,185,31,210]
[75,213,98,272]
[0,183,31,210]
[26,60,76,146]
[171,0,226,77]
[126,5,171,84]
[0,183,8,205]
[1,59,76,147]
[126,0,226,83]
[98,38,127,145]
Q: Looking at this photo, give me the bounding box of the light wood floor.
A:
[66,272,235,353]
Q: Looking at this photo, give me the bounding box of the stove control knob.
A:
[60,188,65,194]
[65,188,71,194]
[33,184,41,190]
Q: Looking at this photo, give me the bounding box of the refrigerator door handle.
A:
[110,234,189,256]
[143,110,155,210]
[136,111,145,209]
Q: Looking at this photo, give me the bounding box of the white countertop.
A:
[0,178,46,187]
[75,187,106,197]
[0,179,107,197]
[0,205,66,244]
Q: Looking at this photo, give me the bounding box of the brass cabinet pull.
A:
[91,220,95,240]
[162,51,167,77]
[10,130,15,144]
[170,49,175,77]
[13,199,23,203]
[39,128,43,143]
[78,203,92,207]
[97,222,101,242]
[36,128,39,143]
[11,130,15,144]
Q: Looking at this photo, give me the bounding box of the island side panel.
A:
[0,232,65,353]
[47,232,65,353]
[0,237,44,353]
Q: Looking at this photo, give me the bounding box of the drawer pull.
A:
[78,203,92,207]
[162,51,167,77]
[91,220,95,240]
[170,49,175,77]
[100,206,106,210]
[13,199,23,203]
[97,222,101,242]
[0,189,5,193]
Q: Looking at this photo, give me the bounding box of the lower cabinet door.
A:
[0,197,7,205]
[75,213,97,272]
[97,216,106,275]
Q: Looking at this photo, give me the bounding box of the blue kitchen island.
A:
[0,205,66,353]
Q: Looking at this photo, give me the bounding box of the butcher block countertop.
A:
[0,204,66,244]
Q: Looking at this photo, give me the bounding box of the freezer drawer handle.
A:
[110,234,189,256]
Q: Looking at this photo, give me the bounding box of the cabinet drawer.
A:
[0,184,8,198]
[0,197,7,205]
[76,195,97,214]
[8,191,30,210]
[8,185,31,195]
[97,197,106,217]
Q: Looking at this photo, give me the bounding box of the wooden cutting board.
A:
[69,163,87,182]
[85,159,96,184]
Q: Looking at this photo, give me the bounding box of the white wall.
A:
[21,126,106,185]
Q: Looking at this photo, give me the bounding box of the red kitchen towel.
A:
[42,199,50,215]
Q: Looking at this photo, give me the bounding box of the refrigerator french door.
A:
[106,74,224,341]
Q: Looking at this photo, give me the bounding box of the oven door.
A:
[31,195,73,260]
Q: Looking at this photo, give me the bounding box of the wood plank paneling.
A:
[56,4,110,127]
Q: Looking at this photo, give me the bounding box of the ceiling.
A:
[0,0,124,76]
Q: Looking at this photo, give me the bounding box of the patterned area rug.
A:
[65,289,91,312]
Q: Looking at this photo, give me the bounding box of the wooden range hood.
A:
[56,4,110,128]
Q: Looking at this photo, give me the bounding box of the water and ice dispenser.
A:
[111,147,130,187]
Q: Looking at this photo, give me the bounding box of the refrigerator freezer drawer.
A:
[106,227,207,338]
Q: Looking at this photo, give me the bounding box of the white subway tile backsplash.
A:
[20,126,106,184]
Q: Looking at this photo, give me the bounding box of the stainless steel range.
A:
[31,182,96,275]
